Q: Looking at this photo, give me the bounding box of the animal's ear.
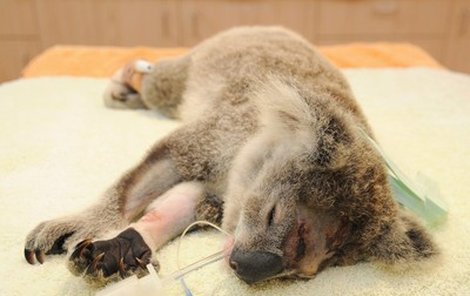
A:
[368,211,438,263]
[310,115,352,169]
[254,78,316,135]
[254,78,353,169]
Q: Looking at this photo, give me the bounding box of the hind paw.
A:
[103,68,146,109]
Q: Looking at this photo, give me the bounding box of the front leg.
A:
[24,140,181,264]
[67,182,205,284]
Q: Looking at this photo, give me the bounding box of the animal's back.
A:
[181,26,368,128]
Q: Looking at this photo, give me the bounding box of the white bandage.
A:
[134,60,155,74]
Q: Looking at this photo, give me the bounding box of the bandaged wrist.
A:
[121,59,155,93]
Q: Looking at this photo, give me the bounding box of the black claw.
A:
[24,249,35,265]
[70,247,81,261]
[35,249,45,264]
[75,239,92,251]
[70,239,92,261]
[79,241,93,258]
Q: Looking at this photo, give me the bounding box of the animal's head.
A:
[223,81,438,284]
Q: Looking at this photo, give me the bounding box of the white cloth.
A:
[1,68,469,295]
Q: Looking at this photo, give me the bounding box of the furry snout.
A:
[229,249,283,284]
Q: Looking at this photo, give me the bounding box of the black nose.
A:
[229,250,283,284]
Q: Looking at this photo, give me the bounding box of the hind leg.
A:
[103,56,190,119]
[103,68,147,109]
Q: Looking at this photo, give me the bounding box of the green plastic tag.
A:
[359,128,448,226]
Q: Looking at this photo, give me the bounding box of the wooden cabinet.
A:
[0,40,40,81]
[114,0,179,46]
[318,0,451,36]
[178,0,318,46]
[0,0,40,82]
[317,0,453,64]
[36,0,179,47]
[0,0,38,36]
[0,0,469,82]
[446,0,470,73]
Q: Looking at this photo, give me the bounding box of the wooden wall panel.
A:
[36,0,179,47]
[0,40,41,82]
[445,0,470,72]
[318,0,451,37]
[0,0,38,36]
[113,0,179,46]
[1,0,469,81]
[178,0,318,46]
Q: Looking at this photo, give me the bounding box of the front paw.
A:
[24,216,101,264]
[67,228,157,285]
[24,217,93,265]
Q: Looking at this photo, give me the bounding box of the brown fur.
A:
[25,26,437,285]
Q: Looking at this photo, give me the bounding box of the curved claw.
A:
[78,240,93,257]
[135,257,147,269]
[35,249,45,264]
[70,239,93,261]
[118,258,126,278]
[75,239,92,251]
[24,249,35,265]
[91,252,105,272]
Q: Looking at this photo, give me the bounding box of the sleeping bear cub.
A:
[25,26,437,285]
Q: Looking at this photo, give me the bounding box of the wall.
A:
[1,0,469,82]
